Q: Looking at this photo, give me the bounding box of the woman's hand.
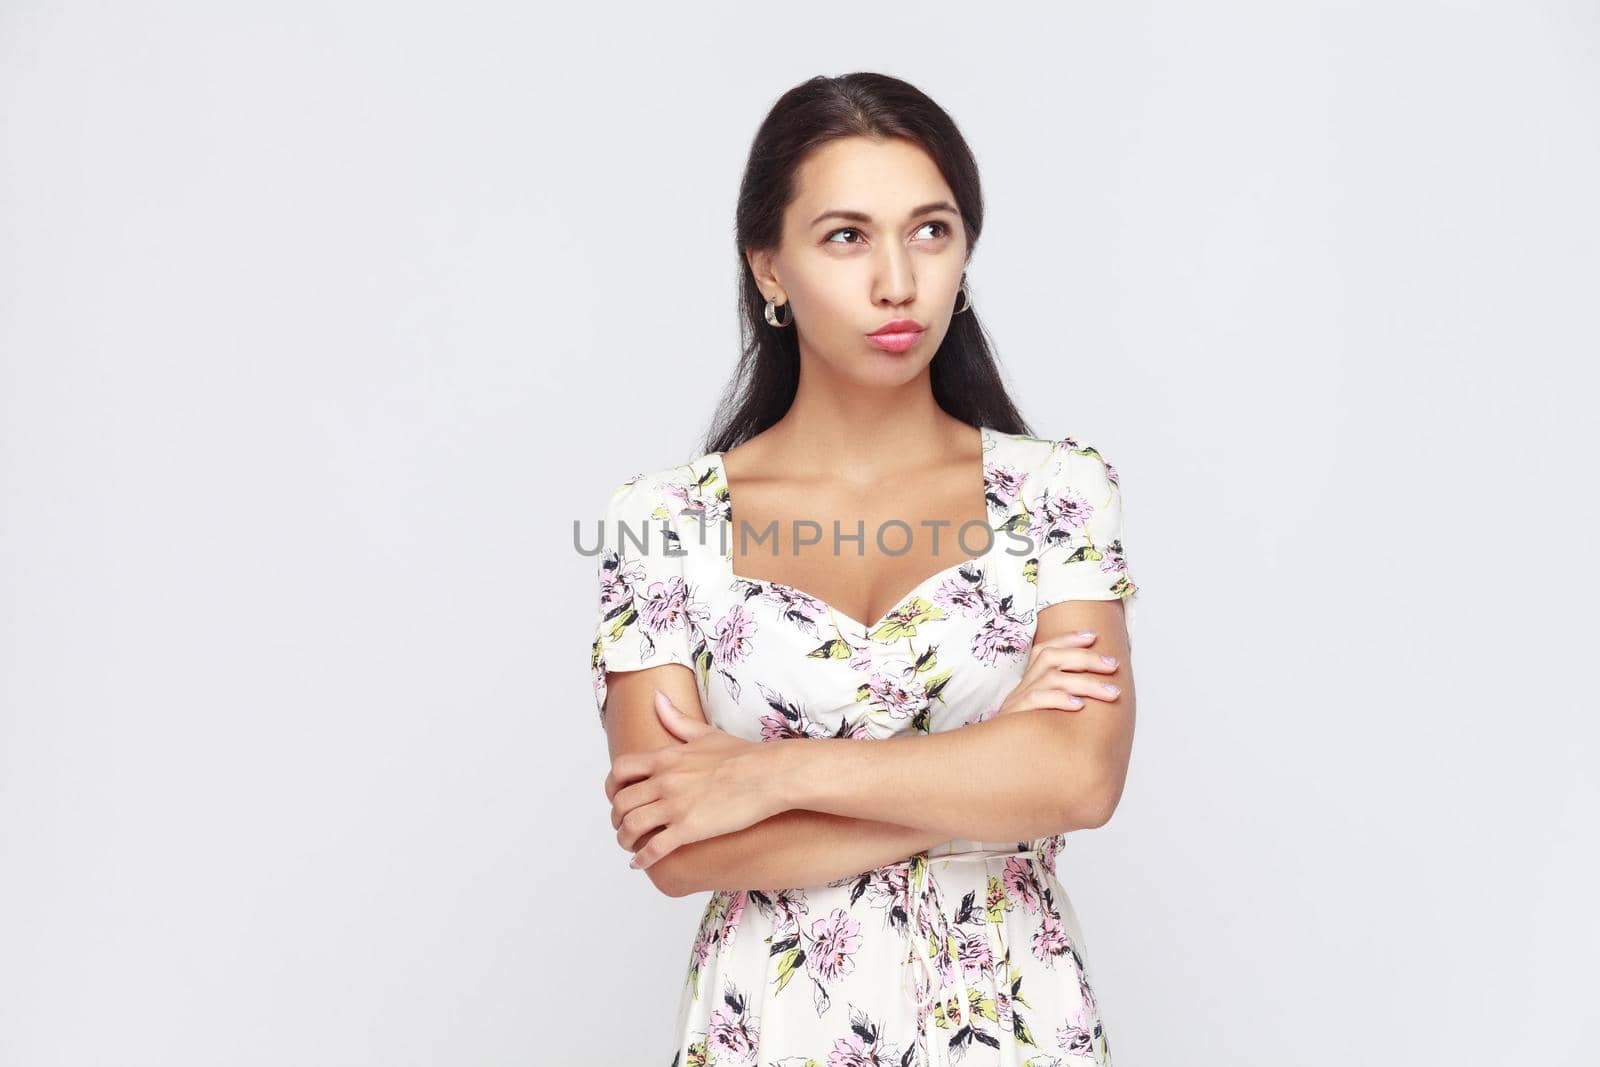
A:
[605,690,785,872]
[995,631,1123,717]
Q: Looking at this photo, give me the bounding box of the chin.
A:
[852,358,934,386]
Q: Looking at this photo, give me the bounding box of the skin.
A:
[599,134,1137,895]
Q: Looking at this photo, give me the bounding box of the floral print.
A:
[588,427,1140,1066]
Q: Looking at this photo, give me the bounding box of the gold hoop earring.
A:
[954,278,972,315]
[764,297,792,328]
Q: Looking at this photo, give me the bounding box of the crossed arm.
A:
[600,598,1136,898]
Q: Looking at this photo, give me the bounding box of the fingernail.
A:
[629,855,640,869]
[1100,655,1118,666]
[1102,683,1120,695]
[1078,631,1096,639]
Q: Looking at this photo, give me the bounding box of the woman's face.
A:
[750,135,971,386]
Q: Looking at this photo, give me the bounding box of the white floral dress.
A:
[588,426,1140,1067]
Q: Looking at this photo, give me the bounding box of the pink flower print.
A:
[754,683,833,741]
[933,930,964,992]
[769,887,811,924]
[862,865,912,919]
[713,604,757,666]
[664,473,732,530]
[1029,482,1094,552]
[972,615,1031,665]
[1076,958,1101,1018]
[690,918,714,967]
[597,555,644,614]
[931,570,998,617]
[766,583,828,624]
[1041,833,1063,871]
[720,890,746,948]
[956,928,994,978]
[963,703,1000,727]
[1003,857,1043,915]
[827,1033,889,1067]
[1031,910,1072,962]
[985,462,1026,510]
[805,908,863,984]
[994,983,1014,1029]
[637,575,694,635]
[758,709,805,741]
[847,643,874,673]
[706,998,760,1065]
[864,667,926,720]
[841,716,876,740]
[827,1007,900,1066]
[660,479,695,516]
[985,875,1009,916]
[1052,434,1086,453]
[1057,1000,1097,1057]
[1099,547,1131,578]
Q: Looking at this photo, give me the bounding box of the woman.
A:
[589,72,1140,1067]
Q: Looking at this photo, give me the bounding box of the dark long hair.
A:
[702,72,1035,456]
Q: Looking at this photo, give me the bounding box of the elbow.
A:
[1048,781,1113,833]
[645,860,685,898]
[1079,786,1116,830]
[1025,713,1131,833]
[1025,692,1135,833]
[1042,755,1125,833]
[645,853,700,899]
[1080,769,1127,830]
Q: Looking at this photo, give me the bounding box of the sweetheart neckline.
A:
[727,552,992,634]
[706,425,997,634]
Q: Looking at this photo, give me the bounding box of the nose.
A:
[872,244,917,307]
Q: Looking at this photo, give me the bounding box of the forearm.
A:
[775,710,1108,842]
[661,808,951,896]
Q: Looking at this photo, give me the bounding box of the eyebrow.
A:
[809,200,959,227]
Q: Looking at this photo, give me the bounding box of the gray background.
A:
[3,1,1596,1064]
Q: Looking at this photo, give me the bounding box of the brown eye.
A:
[915,221,951,240]
[825,228,863,244]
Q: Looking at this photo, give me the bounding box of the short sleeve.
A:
[588,475,704,725]
[1030,444,1142,639]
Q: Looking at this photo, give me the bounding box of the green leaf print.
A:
[868,596,945,641]
[1064,543,1103,565]
[969,988,999,1023]
[1070,443,1105,464]
[807,638,854,660]
[1013,1008,1040,1047]
[986,875,1007,923]
[604,605,639,642]
[1009,965,1034,1010]
[772,945,805,995]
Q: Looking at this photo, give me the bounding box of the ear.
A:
[654,688,712,741]
[745,247,782,301]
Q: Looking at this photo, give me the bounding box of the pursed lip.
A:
[868,318,925,336]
